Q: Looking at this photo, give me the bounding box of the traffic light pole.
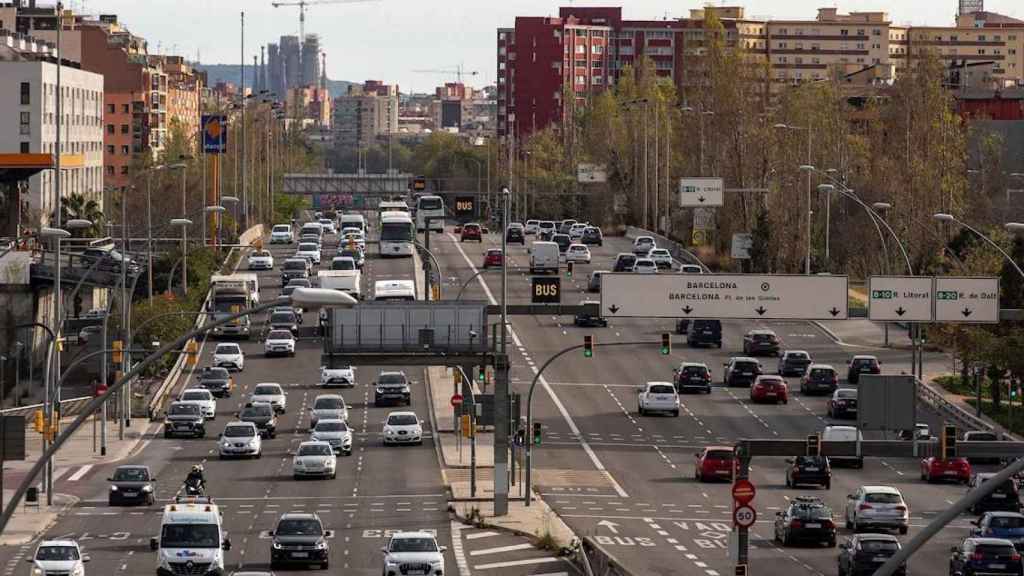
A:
[494,189,510,516]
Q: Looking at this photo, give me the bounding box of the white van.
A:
[822,425,864,468]
[318,270,362,300]
[373,280,416,302]
[529,241,559,274]
[150,497,230,574]
[300,222,324,242]
[340,214,366,233]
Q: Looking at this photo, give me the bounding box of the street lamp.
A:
[203,206,226,247]
[1006,223,1024,234]
[170,218,193,295]
[777,122,815,274]
[934,213,1024,281]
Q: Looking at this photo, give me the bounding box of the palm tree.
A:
[53,192,104,237]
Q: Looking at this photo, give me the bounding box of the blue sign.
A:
[202,115,227,154]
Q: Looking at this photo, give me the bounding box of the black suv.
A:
[785,455,832,489]
[687,319,722,348]
[552,233,571,253]
[949,537,1023,576]
[269,513,332,570]
[743,329,780,356]
[674,363,712,394]
[270,310,300,335]
[197,366,233,398]
[164,402,205,439]
[505,225,525,245]
[838,534,904,576]
[107,465,156,506]
[847,355,881,384]
[774,496,836,547]
[970,473,1023,515]
[724,357,763,387]
[374,371,412,406]
[239,402,278,439]
[281,258,310,285]
[581,226,603,246]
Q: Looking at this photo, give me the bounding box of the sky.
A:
[72,0,1024,93]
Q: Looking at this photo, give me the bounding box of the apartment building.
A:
[155,55,202,150]
[0,30,104,225]
[332,81,398,148]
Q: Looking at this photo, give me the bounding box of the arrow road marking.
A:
[596,520,620,534]
[698,196,707,203]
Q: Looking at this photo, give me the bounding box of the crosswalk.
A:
[452,522,574,576]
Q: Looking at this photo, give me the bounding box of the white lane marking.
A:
[473,557,565,570]
[67,464,93,482]
[469,543,535,556]
[449,233,628,498]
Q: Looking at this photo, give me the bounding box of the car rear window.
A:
[273,225,289,233]
[254,385,281,396]
[270,312,294,324]
[299,243,318,251]
[216,344,240,354]
[182,391,210,401]
[753,332,776,341]
[378,374,407,385]
[977,544,1017,556]
[284,260,306,270]
[707,450,733,460]
[809,368,834,379]
[242,405,272,417]
[734,362,759,371]
[788,352,809,359]
[267,330,292,340]
[202,367,229,379]
[860,539,899,553]
[314,397,344,409]
[683,366,709,377]
[649,385,675,394]
[990,516,1024,528]
[865,493,902,504]
[792,503,832,519]
[837,390,857,399]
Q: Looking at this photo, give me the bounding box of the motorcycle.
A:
[183,478,205,497]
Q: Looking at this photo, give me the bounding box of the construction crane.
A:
[271,0,381,46]
[413,65,480,84]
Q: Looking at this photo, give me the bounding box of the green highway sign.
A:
[871,290,897,300]
[936,291,959,301]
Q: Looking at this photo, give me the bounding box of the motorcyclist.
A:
[185,464,205,493]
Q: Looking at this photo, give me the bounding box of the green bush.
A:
[966,399,1024,435]
[934,373,991,398]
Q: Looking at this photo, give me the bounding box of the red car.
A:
[750,376,788,404]
[460,223,482,242]
[483,249,504,268]
[694,446,736,482]
[920,457,971,484]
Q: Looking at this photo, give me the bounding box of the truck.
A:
[317,270,362,301]
[150,497,231,576]
[210,273,260,304]
[208,275,258,339]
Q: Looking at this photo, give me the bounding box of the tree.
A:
[747,208,773,273]
[53,192,104,237]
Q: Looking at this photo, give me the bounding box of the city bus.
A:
[379,211,415,257]
[415,195,445,232]
[377,200,409,227]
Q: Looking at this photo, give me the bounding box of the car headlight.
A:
[385,429,395,435]
[315,540,328,550]
[32,567,42,576]
[73,565,85,576]
[142,485,153,493]
[272,541,283,549]
[376,387,385,394]
[109,485,118,491]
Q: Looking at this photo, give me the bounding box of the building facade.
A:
[332,80,398,148]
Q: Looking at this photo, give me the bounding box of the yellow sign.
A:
[692,230,708,246]
[460,414,474,438]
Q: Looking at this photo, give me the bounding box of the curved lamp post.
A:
[170,218,193,296]
[935,214,1024,281]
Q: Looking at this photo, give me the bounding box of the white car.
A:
[30,540,89,576]
[250,383,287,414]
[638,382,680,416]
[218,421,262,459]
[382,532,446,576]
[178,388,217,420]
[633,258,658,274]
[247,250,274,271]
[844,485,909,534]
[382,411,423,445]
[569,223,588,241]
[649,248,673,269]
[320,365,356,388]
[292,440,337,479]
[212,342,244,372]
[295,242,321,266]
[565,243,592,264]
[524,220,540,235]
[264,330,295,357]
[318,219,337,234]
[633,235,656,255]
[680,264,704,274]
[270,224,293,244]
[310,394,349,428]
[310,418,353,455]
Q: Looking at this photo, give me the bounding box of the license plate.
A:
[805,523,821,528]
[292,552,308,558]
[873,556,888,563]
[742,372,752,376]
[766,392,777,397]
[990,564,1006,570]
[993,493,1007,499]
[804,467,819,472]
[123,491,137,497]
[945,470,958,475]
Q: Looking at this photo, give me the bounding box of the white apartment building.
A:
[0,33,104,226]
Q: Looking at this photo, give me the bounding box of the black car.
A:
[164,402,205,439]
[270,310,300,335]
[970,473,1023,515]
[778,350,813,376]
[949,537,1023,576]
[774,496,836,546]
[506,226,525,245]
[613,253,638,272]
[838,534,905,576]
[374,371,412,406]
[197,366,233,398]
[847,355,881,384]
[281,258,310,285]
[785,456,832,489]
[743,329,780,356]
[724,357,763,387]
[675,363,712,394]
[574,301,608,327]
[269,513,332,570]
[828,389,859,419]
[239,403,278,439]
[108,465,156,506]
[801,365,839,395]
[581,226,604,246]
[587,271,605,293]
[552,233,572,253]
[964,431,1003,465]
[687,319,722,347]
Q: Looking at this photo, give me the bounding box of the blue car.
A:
[973,512,1024,550]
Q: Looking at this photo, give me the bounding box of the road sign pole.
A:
[736,453,751,567]
[494,189,510,516]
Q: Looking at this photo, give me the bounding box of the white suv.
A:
[212,343,244,372]
[638,382,680,417]
[270,224,293,244]
[30,540,89,576]
[844,485,909,534]
[178,388,217,420]
[382,531,445,576]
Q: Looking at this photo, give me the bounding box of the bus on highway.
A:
[415,194,445,232]
[379,211,415,257]
[377,200,409,227]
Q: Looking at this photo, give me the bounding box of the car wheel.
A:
[321,561,329,570]
[638,406,645,416]
[827,537,836,547]
[825,480,831,490]
[854,520,863,533]
[785,475,791,488]
[672,409,680,417]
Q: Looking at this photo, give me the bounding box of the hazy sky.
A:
[75,0,1023,92]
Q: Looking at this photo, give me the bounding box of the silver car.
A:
[310,419,352,455]
[309,394,348,428]
[844,485,909,534]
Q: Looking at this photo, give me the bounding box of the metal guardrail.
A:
[914,377,1009,437]
[0,396,92,422]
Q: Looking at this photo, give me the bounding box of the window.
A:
[106,103,115,114]
[575,44,585,54]
[122,104,129,114]
[979,35,987,41]
[105,166,114,176]
[121,145,129,155]
[120,166,129,175]
[106,124,115,134]
[20,142,29,153]
[20,82,29,105]
[120,124,129,134]
[873,28,881,36]
[841,29,849,36]
[106,144,114,155]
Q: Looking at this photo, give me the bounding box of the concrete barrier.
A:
[579,536,636,576]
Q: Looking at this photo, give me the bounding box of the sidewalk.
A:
[1,415,157,546]
[425,366,576,549]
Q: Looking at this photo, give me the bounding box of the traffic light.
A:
[583,335,594,358]
[942,424,958,459]
[185,340,199,367]
[533,422,542,446]
[515,428,526,447]
[478,369,486,383]
[660,333,672,355]
[566,261,574,278]
[33,409,44,433]
[111,340,123,364]
[806,433,821,457]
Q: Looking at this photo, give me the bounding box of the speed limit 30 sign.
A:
[733,505,756,528]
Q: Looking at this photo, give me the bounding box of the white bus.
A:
[415,195,445,232]
[379,212,415,258]
[377,200,409,227]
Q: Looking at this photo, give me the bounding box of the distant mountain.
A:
[195,63,355,98]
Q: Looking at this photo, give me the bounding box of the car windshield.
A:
[161,524,220,548]
[298,444,333,456]
[112,467,149,482]
[36,546,80,561]
[216,344,240,354]
[268,331,292,341]
[315,421,348,432]
[284,260,306,270]
[273,225,289,233]
[753,332,776,341]
[202,368,229,379]
[379,374,407,386]
[390,537,438,553]
[252,251,271,258]
[707,450,733,460]
[387,414,418,426]
[242,405,272,418]
[865,493,902,504]
[224,426,255,438]
[860,539,899,553]
[837,390,857,399]
[314,398,344,410]
[277,519,323,536]
[270,312,295,324]
[254,385,281,396]
[182,391,210,401]
[649,385,675,394]
[169,404,200,416]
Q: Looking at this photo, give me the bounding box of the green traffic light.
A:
[660,346,670,355]
[478,371,485,382]
[584,348,593,358]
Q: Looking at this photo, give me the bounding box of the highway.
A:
[429,225,990,576]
